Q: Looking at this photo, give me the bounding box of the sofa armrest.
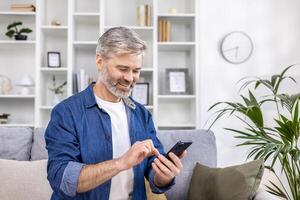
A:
[253,188,283,200]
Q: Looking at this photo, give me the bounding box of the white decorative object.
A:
[16,74,35,95]
[0,75,12,94]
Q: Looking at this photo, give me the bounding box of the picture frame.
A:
[47,52,61,68]
[166,68,189,94]
[131,82,149,105]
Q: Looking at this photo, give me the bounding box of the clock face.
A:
[221,31,253,64]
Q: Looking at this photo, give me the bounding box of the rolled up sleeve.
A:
[145,111,175,194]
[45,103,83,198]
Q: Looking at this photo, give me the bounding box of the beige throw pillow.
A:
[0,159,52,200]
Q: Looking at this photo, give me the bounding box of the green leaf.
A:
[7,21,22,30]
[265,181,288,198]
[19,28,32,34]
[5,30,15,38]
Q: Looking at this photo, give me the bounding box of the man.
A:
[45,26,187,200]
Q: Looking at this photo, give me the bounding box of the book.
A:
[10,4,36,12]
[137,5,145,26]
[166,20,170,41]
[137,4,151,26]
[158,20,163,42]
[158,19,171,42]
[11,4,34,8]
[145,4,151,26]
[11,7,35,12]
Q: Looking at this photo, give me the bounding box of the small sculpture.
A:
[0,75,12,94]
[51,20,61,26]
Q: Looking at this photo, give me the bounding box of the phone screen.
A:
[166,141,192,160]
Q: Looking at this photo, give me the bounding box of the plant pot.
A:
[15,35,27,40]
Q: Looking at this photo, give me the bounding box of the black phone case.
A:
[166,141,192,159]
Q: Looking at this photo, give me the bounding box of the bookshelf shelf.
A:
[158,123,196,129]
[157,13,195,17]
[0,95,35,99]
[72,41,98,46]
[104,25,153,30]
[73,12,100,17]
[0,40,35,44]
[41,26,68,30]
[40,68,68,73]
[39,106,53,110]
[158,42,195,51]
[0,11,36,15]
[158,95,196,99]
[0,124,35,127]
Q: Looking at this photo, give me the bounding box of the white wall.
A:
[197,0,300,167]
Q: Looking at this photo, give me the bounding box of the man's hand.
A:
[152,151,187,187]
[117,139,160,171]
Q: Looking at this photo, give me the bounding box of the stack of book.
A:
[73,69,94,93]
[137,4,151,26]
[10,4,36,12]
[158,19,171,42]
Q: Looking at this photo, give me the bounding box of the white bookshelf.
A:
[0,94,35,98]
[73,12,101,17]
[0,40,36,44]
[0,11,36,16]
[0,0,199,129]
[0,124,35,127]
[41,25,68,30]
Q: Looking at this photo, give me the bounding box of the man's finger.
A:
[168,153,183,170]
[178,150,187,159]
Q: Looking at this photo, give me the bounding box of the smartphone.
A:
[165,141,192,160]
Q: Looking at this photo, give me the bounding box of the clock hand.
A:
[223,46,238,52]
[235,46,239,59]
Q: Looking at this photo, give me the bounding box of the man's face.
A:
[96,53,143,99]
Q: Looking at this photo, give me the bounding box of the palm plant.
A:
[208,65,300,199]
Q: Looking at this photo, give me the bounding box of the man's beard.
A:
[99,67,135,99]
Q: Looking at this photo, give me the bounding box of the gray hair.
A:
[96,26,147,59]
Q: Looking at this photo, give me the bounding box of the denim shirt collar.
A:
[83,83,136,110]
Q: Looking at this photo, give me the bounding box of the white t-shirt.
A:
[95,95,134,200]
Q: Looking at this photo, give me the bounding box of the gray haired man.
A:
[45,27,187,200]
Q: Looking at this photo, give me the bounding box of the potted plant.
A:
[0,113,10,124]
[208,65,300,199]
[5,21,32,40]
[48,75,67,105]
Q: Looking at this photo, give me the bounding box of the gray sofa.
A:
[0,127,275,200]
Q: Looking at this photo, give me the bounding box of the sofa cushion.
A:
[188,159,264,200]
[157,129,217,200]
[0,159,52,200]
[30,128,48,160]
[0,127,32,161]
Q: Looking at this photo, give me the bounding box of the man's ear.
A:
[96,54,103,71]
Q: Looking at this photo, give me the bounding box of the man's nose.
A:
[123,71,134,82]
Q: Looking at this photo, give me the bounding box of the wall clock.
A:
[220,31,253,64]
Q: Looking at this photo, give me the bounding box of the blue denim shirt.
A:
[45,83,174,200]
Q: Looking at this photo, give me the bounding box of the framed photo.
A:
[166,68,189,94]
[47,52,61,68]
[131,82,149,105]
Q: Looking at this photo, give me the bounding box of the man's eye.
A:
[119,68,127,72]
[133,70,140,74]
